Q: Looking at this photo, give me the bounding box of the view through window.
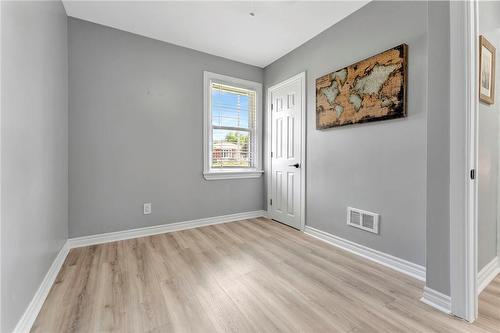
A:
[211,82,256,169]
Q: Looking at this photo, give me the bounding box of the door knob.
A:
[289,163,300,168]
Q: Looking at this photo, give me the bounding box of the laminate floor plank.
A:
[31,218,500,332]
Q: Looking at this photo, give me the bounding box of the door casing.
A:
[450,0,478,322]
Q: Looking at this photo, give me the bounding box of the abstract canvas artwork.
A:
[316,44,408,129]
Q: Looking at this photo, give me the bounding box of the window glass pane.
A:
[212,129,252,168]
[211,83,255,129]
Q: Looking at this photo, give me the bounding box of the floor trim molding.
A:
[478,256,500,294]
[68,210,266,248]
[14,241,70,333]
[420,287,452,314]
[303,226,426,281]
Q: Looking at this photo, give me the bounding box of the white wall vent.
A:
[347,207,379,234]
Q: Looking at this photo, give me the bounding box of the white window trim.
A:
[203,71,263,180]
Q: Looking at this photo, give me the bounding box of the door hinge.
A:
[271,103,274,110]
[269,199,272,205]
[470,169,475,180]
[271,152,273,158]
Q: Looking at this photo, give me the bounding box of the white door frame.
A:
[266,72,306,230]
[450,0,478,322]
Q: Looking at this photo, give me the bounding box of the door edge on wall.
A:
[450,0,479,322]
[266,72,306,231]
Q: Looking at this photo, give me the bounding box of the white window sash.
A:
[203,71,263,180]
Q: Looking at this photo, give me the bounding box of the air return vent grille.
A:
[347,207,379,234]
[349,210,362,226]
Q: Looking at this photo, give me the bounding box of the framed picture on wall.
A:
[315,44,408,129]
[479,35,496,104]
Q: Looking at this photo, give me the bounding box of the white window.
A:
[203,71,263,180]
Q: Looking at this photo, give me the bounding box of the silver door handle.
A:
[288,163,300,168]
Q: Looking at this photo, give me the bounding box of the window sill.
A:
[203,170,264,180]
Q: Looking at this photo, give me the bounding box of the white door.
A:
[268,73,305,229]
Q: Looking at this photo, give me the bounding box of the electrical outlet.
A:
[143,203,152,215]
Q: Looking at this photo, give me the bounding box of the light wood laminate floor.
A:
[32,218,499,332]
[477,274,500,332]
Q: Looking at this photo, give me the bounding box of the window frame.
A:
[203,71,263,180]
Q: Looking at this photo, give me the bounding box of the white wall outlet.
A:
[143,203,152,215]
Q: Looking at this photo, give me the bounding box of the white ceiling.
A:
[63,1,370,68]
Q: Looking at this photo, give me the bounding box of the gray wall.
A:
[425,1,451,295]
[478,0,500,270]
[1,1,68,332]
[68,18,264,237]
[264,1,428,266]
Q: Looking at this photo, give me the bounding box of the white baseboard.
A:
[421,286,452,314]
[304,226,426,281]
[67,210,266,248]
[13,241,70,333]
[478,256,500,294]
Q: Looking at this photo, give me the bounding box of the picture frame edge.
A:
[479,35,496,105]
